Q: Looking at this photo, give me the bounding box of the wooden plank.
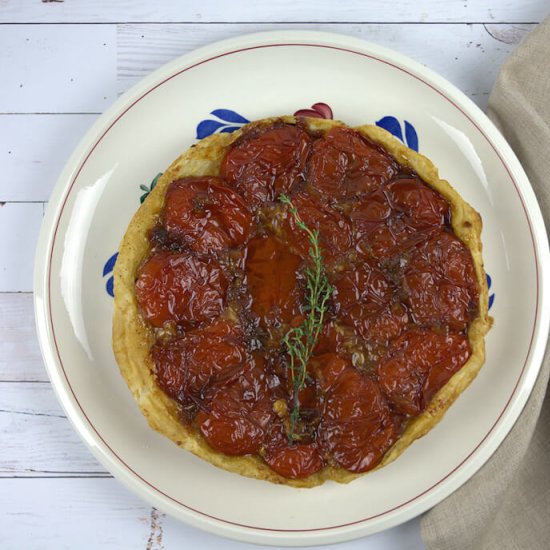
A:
[159,509,423,549]
[0,24,117,114]
[0,478,153,548]
[0,203,43,292]
[117,23,534,111]
[0,477,424,549]
[0,114,99,202]
[0,0,545,24]
[0,294,48,382]
[0,382,108,476]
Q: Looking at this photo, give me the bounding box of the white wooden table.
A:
[0,1,546,548]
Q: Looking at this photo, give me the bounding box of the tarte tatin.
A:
[113,117,491,487]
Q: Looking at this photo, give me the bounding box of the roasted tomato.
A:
[306,126,397,199]
[344,302,409,345]
[263,420,324,479]
[332,261,393,315]
[404,231,479,330]
[351,177,449,260]
[377,328,470,416]
[197,361,275,456]
[221,123,311,207]
[386,178,450,229]
[152,318,247,405]
[135,250,227,328]
[332,262,408,344]
[312,321,347,356]
[311,352,350,393]
[281,192,352,263]
[163,177,253,254]
[320,367,398,472]
[245,234,303,327]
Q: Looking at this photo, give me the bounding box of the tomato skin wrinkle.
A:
[320,368,398,473]
[135,251,227,328]
[163,176,253,254]
[307,126,397,199]
[350,177,450,261]
[197,361,275,456]
[282,192,353,264]
[152,318,247,406]
[332,261,393,315]
[221,123,312,208]
[264,442,324,479]
[377,328,471,416]
[404,231,479,330]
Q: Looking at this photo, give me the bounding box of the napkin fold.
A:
[421,18,550,550]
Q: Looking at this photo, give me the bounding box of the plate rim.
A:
[33,30,550,546]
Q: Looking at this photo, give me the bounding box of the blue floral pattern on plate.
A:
[487,274,495,310]
[104,104,495,310]
[102,252,118,298]
[375,116,419,152]
[196,109,250,139]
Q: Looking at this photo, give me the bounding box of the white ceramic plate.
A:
[34,31,550,546]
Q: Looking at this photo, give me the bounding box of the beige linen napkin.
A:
[421,18,550,550]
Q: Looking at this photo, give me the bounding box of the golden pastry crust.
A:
[112,117,491,487]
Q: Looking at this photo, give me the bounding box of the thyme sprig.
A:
[279,194,334,441]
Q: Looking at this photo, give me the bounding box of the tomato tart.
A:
[113,117,491,487]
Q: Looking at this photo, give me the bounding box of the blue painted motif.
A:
[103,171,163,298]
[196,109,250,139]
[103,252,118,297]
[487,273,495,310]
[375,116,419,152]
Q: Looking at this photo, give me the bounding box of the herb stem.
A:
[279,194,333,442]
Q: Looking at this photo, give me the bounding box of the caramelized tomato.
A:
[163,177,253,254]
[197,361,275,456]
[377,328,470,416]
[312,322,347,356]
[320,368,398,472]
[386,178,450,229]
[282,192,352,263]
[404,231,479,330]
[245,234,303,327]
[135,251,227,328]
[221,123,311,207]
[345,302,409,345]
[311,353,350,392]
[264,443,324,479]
[332,261,393,315]
[263,421,324,479]
[152,318,247,405]
[307,126,397,199]
[332,263,408,344]
[351,178,449,260]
